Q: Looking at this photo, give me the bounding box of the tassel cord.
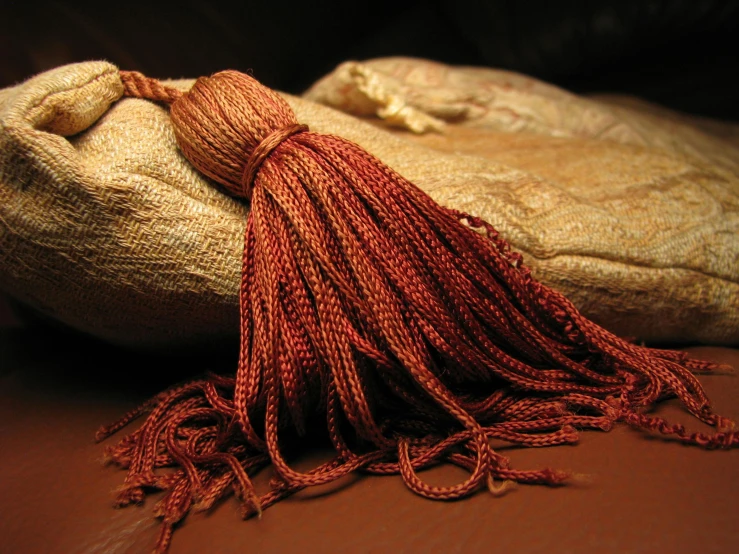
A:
[103,69,739,554]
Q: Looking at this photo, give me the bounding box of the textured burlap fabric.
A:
[1,60,738,347]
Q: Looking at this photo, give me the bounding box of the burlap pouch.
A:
[1,60,737,347]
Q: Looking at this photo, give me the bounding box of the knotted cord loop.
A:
[241,123,308,200]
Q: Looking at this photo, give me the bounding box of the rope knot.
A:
[241,123,308,200]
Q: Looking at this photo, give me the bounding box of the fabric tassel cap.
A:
[94,69,738,553]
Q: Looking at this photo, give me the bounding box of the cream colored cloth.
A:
[1,60,737,347]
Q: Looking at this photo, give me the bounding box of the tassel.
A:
[98,70,738,553]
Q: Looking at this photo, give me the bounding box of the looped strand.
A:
[241,123,308,200]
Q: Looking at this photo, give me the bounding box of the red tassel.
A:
[100,70,738,553]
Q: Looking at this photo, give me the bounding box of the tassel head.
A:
[169,70,302,199]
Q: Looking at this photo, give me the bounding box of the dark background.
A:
[3,0,739,120]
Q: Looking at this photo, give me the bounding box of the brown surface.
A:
[1,297,738,553]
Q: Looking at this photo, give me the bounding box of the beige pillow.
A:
[1,60,737,347]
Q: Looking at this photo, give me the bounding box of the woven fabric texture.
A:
[1,60,738,346]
